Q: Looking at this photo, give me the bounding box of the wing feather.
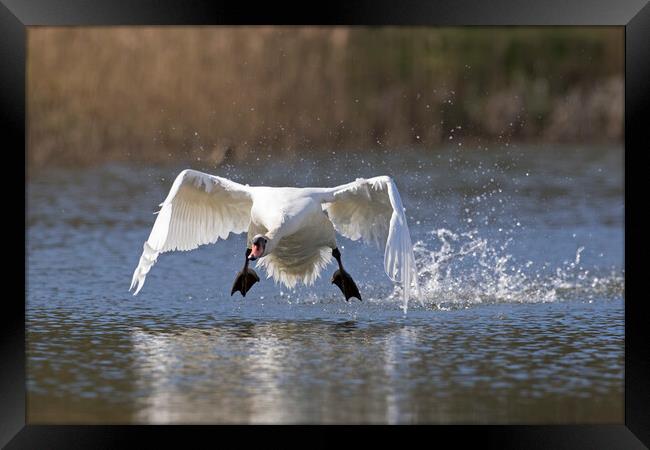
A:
[130,169,253,295]
[324,176,420,312]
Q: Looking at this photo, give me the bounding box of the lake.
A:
[26,144,624,423]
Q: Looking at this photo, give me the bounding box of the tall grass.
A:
[27,27,623,168]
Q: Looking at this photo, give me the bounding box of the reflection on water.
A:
[27,146,623,423]
[28,301,623,424]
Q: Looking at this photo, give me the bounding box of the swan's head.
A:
[248,234,268,261]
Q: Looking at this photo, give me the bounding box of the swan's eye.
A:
[252,235,267,248]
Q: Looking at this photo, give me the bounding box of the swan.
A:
[129,169,420,311]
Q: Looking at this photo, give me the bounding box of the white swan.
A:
[130,169,420,311]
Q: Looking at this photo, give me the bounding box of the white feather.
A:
[254,209,336,288]
[130,171,420,312]
[324,176,420,312]
[129,169,252,295]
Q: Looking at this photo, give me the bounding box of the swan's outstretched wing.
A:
[130,169,253,295]
[323,176,420,311]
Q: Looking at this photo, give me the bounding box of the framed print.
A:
[3,0,649,447]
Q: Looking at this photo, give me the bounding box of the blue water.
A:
[27,144,624,423]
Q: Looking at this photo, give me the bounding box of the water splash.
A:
[387,228,623,310]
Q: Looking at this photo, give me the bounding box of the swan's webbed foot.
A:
[231,268,260,297]
[231,248,260,297]
[331,269,362,301]
[330,247,362,301]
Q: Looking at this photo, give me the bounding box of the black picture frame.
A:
[4,0,648,448]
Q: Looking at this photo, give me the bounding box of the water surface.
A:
[27,145,624,423]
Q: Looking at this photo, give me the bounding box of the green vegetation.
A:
[28,27,623,168]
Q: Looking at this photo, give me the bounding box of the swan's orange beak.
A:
[249,242,264,260]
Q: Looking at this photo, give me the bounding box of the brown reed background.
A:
[27,27,623,169]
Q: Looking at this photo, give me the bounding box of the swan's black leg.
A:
[231,248,260,297]
[330,247,362,301]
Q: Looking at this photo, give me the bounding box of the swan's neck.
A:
[262,230,281,256]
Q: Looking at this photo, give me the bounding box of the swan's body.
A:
[130,169,420,311]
